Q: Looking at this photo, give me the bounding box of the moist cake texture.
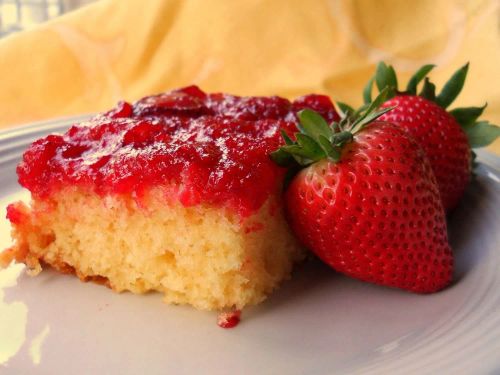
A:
[1,86,339,310]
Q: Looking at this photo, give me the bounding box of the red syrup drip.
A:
[217,310,242,329]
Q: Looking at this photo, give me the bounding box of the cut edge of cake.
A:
[1,187,305,310]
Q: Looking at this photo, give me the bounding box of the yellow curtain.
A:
[0,0,498,152]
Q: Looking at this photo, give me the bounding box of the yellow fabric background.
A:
[0,0,499,152]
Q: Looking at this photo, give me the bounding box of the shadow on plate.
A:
[447,163,499,283]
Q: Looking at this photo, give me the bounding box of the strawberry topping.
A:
[16,86,338,218]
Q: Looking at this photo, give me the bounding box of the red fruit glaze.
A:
[18,116,292,217]
[6,203,26,225]
[380,95,471,211]
[217,310,241,328]
[16,86,339,218]
[292,94,341,123]
[104,101,133,119]
[207,94,292,121]
[286,122,453,293]
[134,90,210,117]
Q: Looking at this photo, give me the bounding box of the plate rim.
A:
[0,114,499,374]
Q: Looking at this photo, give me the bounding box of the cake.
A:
[1,86,339,311]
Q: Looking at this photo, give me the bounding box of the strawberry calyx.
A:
[364,62,500,149]
[270,88,394,168]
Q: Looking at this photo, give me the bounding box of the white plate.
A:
[0,116,499,375]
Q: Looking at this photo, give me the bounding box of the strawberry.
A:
[271,90,453,293]
[363,63,500,211]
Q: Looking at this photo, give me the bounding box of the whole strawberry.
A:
[271,91,453,293]
[363,63,500,211]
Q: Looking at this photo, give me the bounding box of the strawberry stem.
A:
[270,89,395,168]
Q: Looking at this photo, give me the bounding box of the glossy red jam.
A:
[17,86,338,217]
[217,310,241,328]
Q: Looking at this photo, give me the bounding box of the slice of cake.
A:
[1,86,339,311]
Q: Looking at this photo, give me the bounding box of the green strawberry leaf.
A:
[374,62,388,91]
[419,77,436,101]
[297,109,333,142]
[463,121,500,148]
[336,101,355,118]
[280,129,294,145]
[351,87,390,133]
[351,105,395,134]
[435,63,469,109]
[449,104,487,128]
[295,133,327,160]
[269,148,294,167]
[363,77,374,104]
[318,135,341,161]
[369,86,390,111]
[331,131,354,146]
[280,144,315,161]
[386,65,398,92]
[406,64,435,94]
[351,103,370,120]
[375,62,398,95]
[271,89,396,171]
